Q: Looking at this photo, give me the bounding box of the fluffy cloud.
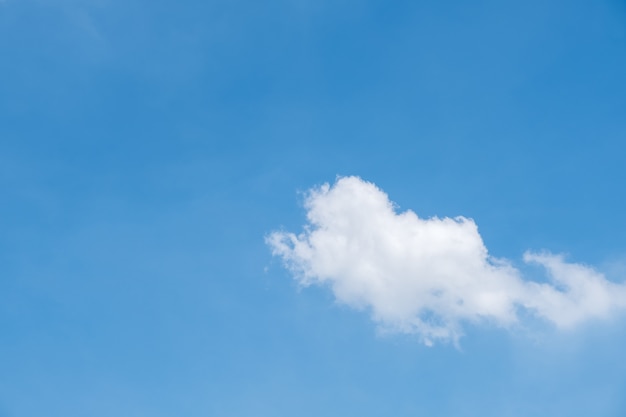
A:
[267,176,626,345]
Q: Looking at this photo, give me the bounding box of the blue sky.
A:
[1,0,626,415]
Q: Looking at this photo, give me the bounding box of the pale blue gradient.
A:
[1,0,626,416]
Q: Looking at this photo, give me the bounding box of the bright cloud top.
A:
[267,176,626,345]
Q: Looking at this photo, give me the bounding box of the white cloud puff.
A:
[267,176,626,345]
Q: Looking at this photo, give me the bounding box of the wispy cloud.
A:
[267,176,626,345]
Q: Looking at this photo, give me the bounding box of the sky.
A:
[1,0,626,416]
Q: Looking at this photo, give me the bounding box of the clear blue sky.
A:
[1,0,626,415]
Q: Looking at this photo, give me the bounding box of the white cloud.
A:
[267,176,626,345]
